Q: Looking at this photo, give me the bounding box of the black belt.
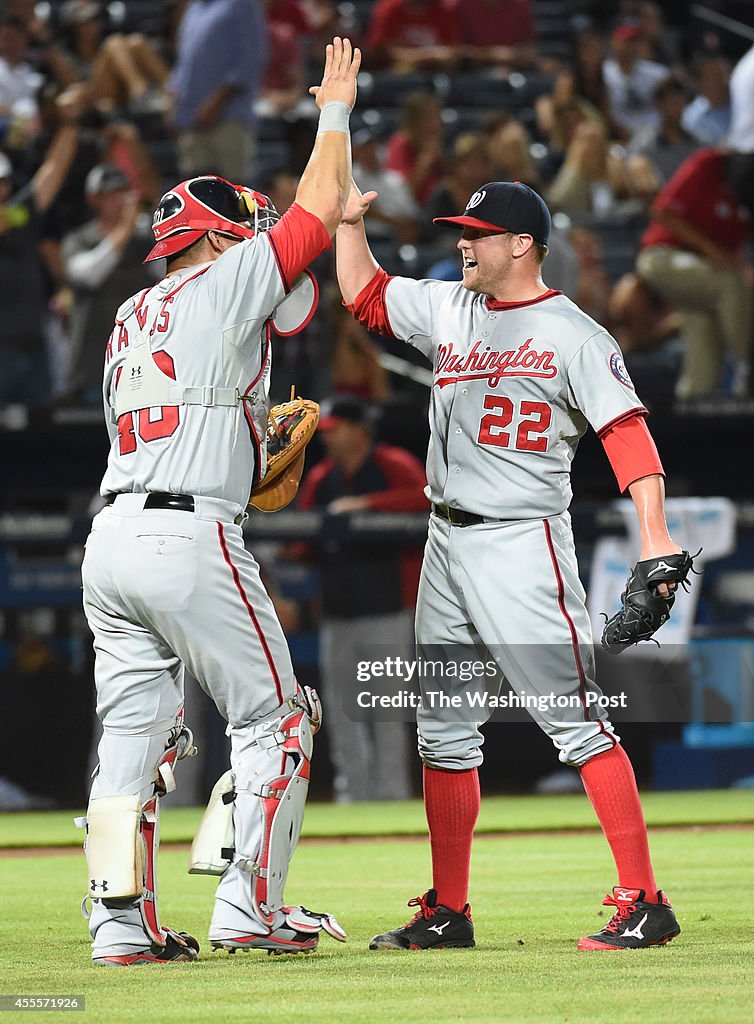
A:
[432,503,485,527]
[105,492,195,512]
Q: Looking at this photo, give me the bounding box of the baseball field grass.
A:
[1,791,752,1024]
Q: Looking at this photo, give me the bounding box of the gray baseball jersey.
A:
[82,207,331,958]
[100,232,284,507]
[383,281,644,519]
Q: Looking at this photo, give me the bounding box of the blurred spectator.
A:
[171,0,266,182]
[367,0,461,72]
[603,22,670,143]
[569,225,611,323]
[632,1,683,69]
[60,164,157,405]
[629,74,698,185]
[352,127,420,245]
[482,113,542,189]
[682,54,731,146]
[566,28,616,135]
[385,90,445,204]
[258,8,306,116]
[264,166,299,213]
[329,300,390,400]
[0,16,44,148]
[536,61,611,155]
[546,116,624,217]
[635,148,751,398]
[425,132,493,253]
[609,271,681,355]
[265,0,335,55]
[727,42,754,224]
[294,396,428,802]
[454,0,538,70]
[0,110,80,407]
[55,1,171,118]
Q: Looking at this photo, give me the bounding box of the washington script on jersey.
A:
[434,337,558,388]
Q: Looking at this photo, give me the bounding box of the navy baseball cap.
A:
[433,181,551,244]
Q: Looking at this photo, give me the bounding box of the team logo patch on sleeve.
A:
[609,352,635,390]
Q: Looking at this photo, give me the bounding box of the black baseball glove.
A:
[601,551,696,654]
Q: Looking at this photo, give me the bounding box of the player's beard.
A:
[461,256,512,297]
[460,236,515,297]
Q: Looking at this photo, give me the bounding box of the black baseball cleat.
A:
[369,889,475,950]
[578,887,681,950]
[93,929,200,966]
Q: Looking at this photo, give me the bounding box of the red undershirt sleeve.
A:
[599,413,665,492]
[344,267,395,335]
[266,203,332,293]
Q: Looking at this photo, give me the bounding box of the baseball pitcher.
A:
[335,179,692,952]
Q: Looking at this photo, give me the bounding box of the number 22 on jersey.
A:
[116,351,180,455]
[477,393,552,452]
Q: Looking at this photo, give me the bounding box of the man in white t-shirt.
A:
[602,23,669,143]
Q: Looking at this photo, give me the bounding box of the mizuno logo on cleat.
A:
[622,913,648,939]
[427,921,450,936]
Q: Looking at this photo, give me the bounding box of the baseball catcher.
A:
[601,551,696,653]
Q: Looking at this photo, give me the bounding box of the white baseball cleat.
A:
[210,906,347,956]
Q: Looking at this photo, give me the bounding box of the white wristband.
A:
[317,101,351,135]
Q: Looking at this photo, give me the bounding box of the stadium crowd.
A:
[0,0,753,409]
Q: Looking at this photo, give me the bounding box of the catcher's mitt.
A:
[248,389,319,513]
[601,550,695,654]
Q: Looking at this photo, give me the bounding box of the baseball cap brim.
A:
[144,228,206,263]
[433,215,511,232]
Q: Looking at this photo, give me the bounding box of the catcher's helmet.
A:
[144,175,280,262]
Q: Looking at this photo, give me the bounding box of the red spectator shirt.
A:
[641,148,750,253]
[385,131,444,204]
[452,0,534,47]
[368,0,461,48]
[263,21,303,90]
[297,443,428,611]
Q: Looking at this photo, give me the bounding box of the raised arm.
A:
[31,99,81,214]
[294,38,361,235]
[335,181,382,304]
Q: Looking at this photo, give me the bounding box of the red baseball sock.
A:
[579,744,659,902]
[423,765,480,912]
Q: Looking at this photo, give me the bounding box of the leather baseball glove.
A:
[248,390,319,513]
[601,550,695,654]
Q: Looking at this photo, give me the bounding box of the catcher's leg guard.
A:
[80,716,196,956]
[207,690,346,947]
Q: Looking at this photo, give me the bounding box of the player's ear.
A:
[512,233,535,259]
[206,230,225,254]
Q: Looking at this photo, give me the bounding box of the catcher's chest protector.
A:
[113,292,241,418]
